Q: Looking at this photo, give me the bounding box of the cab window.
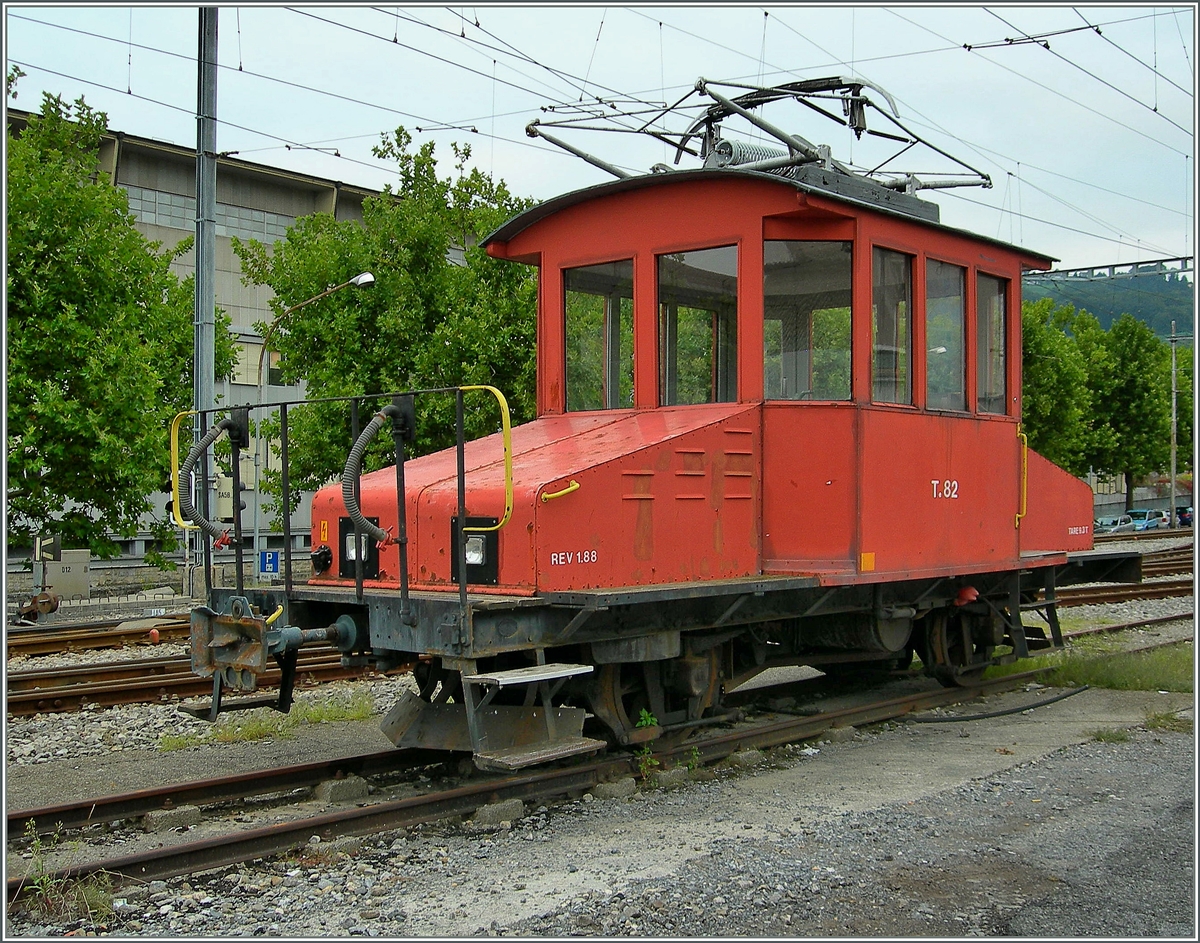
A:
[763,240,851,400]
[925,260,966,411]
[977,273,1008,414]
[872,247,912,404]
[658,246,738,405]
[564,260,634,411]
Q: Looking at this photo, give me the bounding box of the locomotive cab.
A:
[182,81,1121,771]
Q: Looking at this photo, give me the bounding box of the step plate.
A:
[474,736,607,772]
[463,663,594,687]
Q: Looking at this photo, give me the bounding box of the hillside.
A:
[1023,269,1193,339]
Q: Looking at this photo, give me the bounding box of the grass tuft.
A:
[984,641,1193,694]
[1045,643,1193,693]
[158,687,377,751]
[1145,711,1194,735]
[1088,726,1131,743]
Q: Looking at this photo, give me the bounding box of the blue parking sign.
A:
[260,550,280,574]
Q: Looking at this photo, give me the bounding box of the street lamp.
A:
[252,271,374,581]
[256,271,375,393]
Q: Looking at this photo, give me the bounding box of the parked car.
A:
[1128,508,1168,531]
[1175,506,1193,527]
[1094,514,1135,535]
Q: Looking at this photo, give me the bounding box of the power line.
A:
[940,187,1181,257]
[8,14,477,134]
[985,8,1191,136]
[1072,7,1194,97]
[8,58,579,183]
[7,16,596,178]
[889,8,1190,159]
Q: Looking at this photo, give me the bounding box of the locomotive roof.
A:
[483,168,1057,267]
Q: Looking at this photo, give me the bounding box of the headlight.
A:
[464,534,486,566]
[345,532,362,561]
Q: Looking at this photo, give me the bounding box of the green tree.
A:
[1079,313,1172,508]
[6,92,235,558]
[234,128,536,516]
[1020,299,1091,474]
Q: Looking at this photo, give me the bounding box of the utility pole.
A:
[1167,322,1195,527]
[194,7,218,593]
[1170,321,1177,528]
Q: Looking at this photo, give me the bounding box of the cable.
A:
[939,188,1181,257]
[7,15,596,176]
[1072,7,1194,97]
[9,13,480,135]
[889,8,1190,159]
[906,685,1090,722]
[985,8,1191,136]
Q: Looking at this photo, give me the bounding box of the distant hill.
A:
[1023,269,1194,339]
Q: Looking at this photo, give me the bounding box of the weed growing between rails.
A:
[634,709,660,782]
[9,820,115,926]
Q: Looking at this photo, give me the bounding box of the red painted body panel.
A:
[1020,449,1096,553]
[761,403,856,571]
[857,409,1019,575]
[311,405,760,593]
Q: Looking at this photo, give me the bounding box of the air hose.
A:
[179,418,237,543]
[342,406,402,545]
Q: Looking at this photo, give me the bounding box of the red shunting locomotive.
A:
[185,79,1133,771]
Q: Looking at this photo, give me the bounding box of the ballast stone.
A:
[472,798,525,826]
[651,767,691,789]
[591,777,637,799]
[142,805,202,832]
[825,725,858,742]
[723,749,765,769]
[316,774,369,804]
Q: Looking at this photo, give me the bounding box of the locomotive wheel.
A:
[924,610,993,687]
[586,651,721,749]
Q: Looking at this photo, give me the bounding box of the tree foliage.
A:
[234,128,537,518]
[1022,301,1176,508]
[1021,299,1091,474]
[5,92,236,557]
[1086,314,1172,504]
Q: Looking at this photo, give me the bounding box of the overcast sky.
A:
[5,3,1196,271]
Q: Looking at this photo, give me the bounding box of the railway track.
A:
[4,650,380,717]
[1054,577,1194,608]
[1095,528,1192,543]
[6,615,192,658]
[7,616,1192,903]
[2,671,1059,899]
[1140,546,1195,578]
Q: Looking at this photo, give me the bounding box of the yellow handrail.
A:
[170,410,200,531]
[541,480,580,503]
[459,385,513,533]
[1015,424,1028,528]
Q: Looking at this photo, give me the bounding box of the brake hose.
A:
[342,407,401,545]
[179,418,237,543]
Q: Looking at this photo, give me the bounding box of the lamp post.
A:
[256,271,376,394]
[253,271,374,580]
